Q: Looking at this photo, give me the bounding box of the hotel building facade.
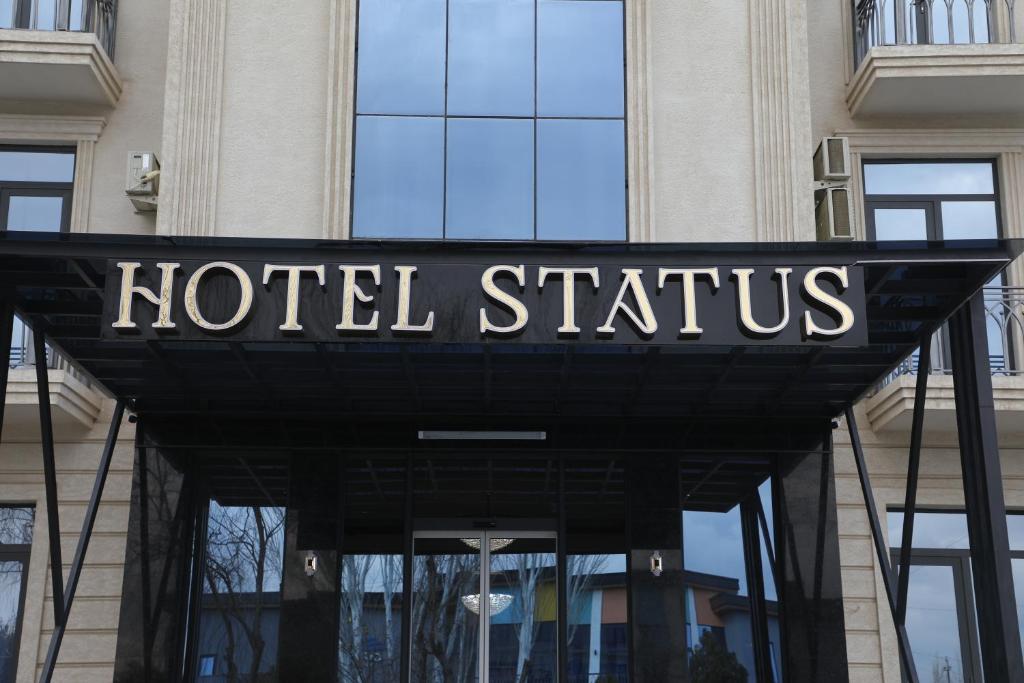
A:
[1,1,1024,681]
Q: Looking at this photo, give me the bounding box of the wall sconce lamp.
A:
[650,550,663,577]
[304,552,319,577]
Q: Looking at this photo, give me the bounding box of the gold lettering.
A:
[336,265,381,331]
[262,264,326,331]
[733,267,792,336]
[391,265,434,333]
[184,262,254,331]
[802,266,855,339]
[596,269,658,336]
[538,266,599,335]
[657,267,720,335]
[480,265,529,335]
[112,262,180,329]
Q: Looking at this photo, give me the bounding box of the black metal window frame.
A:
[348,0,631,242]
[0,507,34,683]
[0,144,76,233]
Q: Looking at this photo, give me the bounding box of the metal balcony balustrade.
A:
[854,0,1018,67]
[885,286,1023,385]
[2,0,117,58]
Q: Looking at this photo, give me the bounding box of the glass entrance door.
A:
[410,531,558,683]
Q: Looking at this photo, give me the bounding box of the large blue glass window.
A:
[353,0,626,240]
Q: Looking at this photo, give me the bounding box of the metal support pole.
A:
[845,407,919,683]
[895,334,930,625]
[0,291,13,447]
[755,492,779,593]
[39,400,125,682]
[741,498,774,683]
[949,292,1024,682]
[34,328,65,628]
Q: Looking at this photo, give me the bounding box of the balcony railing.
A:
[884,286,1024,386]
[1,0,117,58]
[854,0,1018,67]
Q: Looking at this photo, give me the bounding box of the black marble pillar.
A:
[775,437,850,682]
[278,456,340,682]
[627,456,688,682]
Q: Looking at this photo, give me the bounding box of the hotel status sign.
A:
[102,259,868,346]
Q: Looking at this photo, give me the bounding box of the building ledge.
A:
[847,44,1024,118]
[865,374,1024,439]
[0,29,122,108]
[2,367,104,438]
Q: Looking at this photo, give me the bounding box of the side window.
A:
[1,147,75,367]
[0,507,35,683]
[351,0,627,241]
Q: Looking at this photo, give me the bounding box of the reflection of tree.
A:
[0,508,33,545]
[566,555,607,651]
[339,555,402,683]
[203,505,285,681]
[688,631,747,683]
[411,553,479,683]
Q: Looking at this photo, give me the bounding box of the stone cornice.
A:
[0,113,106,142]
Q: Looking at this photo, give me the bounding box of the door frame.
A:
[411,528,559,683]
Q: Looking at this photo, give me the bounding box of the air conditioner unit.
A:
[815,187,853,241]
[126,151,160,212]
[813,137,851,182]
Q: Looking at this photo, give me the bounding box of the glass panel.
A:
[448,0,534,117]
[940,201,998,240]
[0,560,25,683]
[352,116,445,238]
[567,553,628,683]
[863,163,994,195]
[537,0,624,117]
[488,537,558,682]
[537,119,625,241]
[410,537,481,682]
[1014,558,1024,662]
[193,502,286,681]
[1009,514,1024,551]
[0,151,75,182]
[356,0,446,115]
[0,508,33,545]
[446,118,534,240]
[683,507,755,681]
[6,196,64,231]
[873,208,928,241]
[887,511,971,550]
[0,0,12,29]
[905,564,968,683]
[339,555,403,682]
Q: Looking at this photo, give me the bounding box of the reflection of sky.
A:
[887,512,970,550]
[0,562,24,631]
[905,564,966,683]
[0,151,75,183]
[865,163,994,195]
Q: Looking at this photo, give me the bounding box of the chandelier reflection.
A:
[460,537,514,552]
[461,593,514,616]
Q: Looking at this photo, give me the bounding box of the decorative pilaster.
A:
[70,139,94,232]
[626,0,655,243]
[1001,152,1024,288]
[322,0,358,240]
[157,0,228,237]
[749,0,815,243]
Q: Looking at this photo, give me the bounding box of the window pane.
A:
[353,116,444,238]
[567,554,628,682]
[195,502,285,680]
[0,560,26,681]
[940,201,998,239]
[537,119,625,241]
[339,555,403,682]
[864,163,994,195]
[356,0,446,115]
[6,196,64,231]
[0,151,75,182]
[446,118,534,240]
[0,508,33,545]
[448,0,534,117]
[905,564,968,682]
[887,511,970,550]
[537,0,624,117]
[1009,514,1024,551]
[873,208,928,241]
[1014,559,1024,662]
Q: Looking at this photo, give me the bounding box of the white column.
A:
[588,589,603,681]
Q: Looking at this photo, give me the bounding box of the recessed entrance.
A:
[411,530,558,683]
